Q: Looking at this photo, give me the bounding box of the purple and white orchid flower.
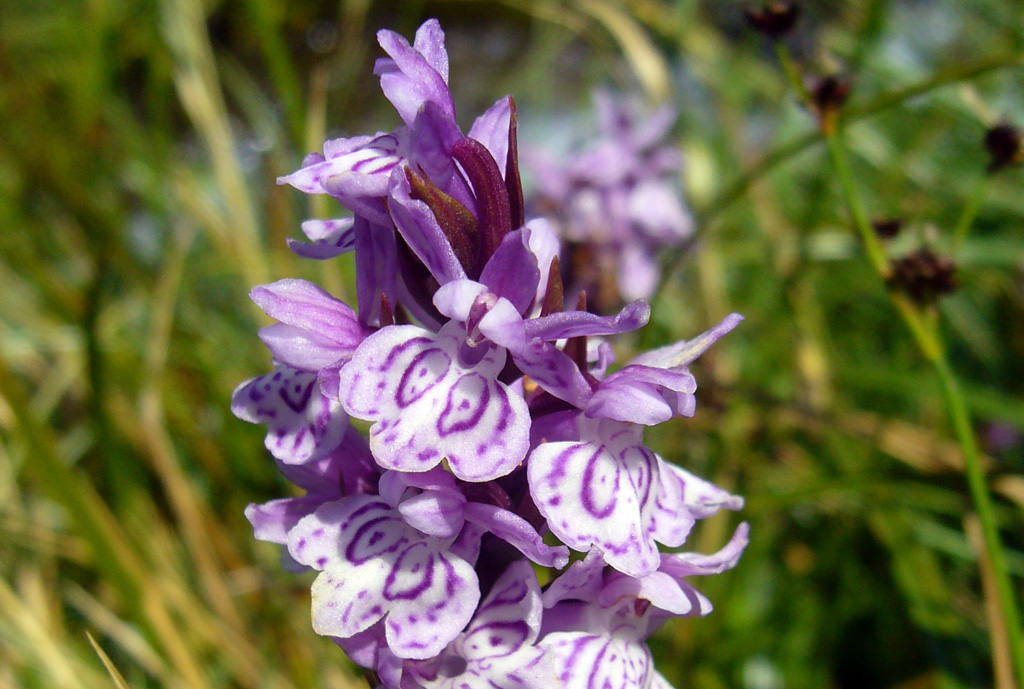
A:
[236,18,748,689]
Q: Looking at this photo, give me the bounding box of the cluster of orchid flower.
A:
[526,92,694,308]
[233,19,747,689]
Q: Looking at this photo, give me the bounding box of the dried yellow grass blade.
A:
[575,0,671,103]
[86,632,134,689]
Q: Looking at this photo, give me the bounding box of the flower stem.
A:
[653,53,1021,306]
[933,353,1024,688]
[774,42,1024,685]
[951,174,989,257]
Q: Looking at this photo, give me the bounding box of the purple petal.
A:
[630,104,677,151]
[279,133,402,196]
[387,168,467,285]
[432,279,487,323]
[616,244,661,302]
[339,323,530,482]
[513,341,593,408]
[467,97,512,179]
[583,377,677,426]
[250,279,367,370]
[584,366,696,425]
[375,25,455,126]
[642,456,697,549]
[411,19,449,81]
[245,495,330,545]
[258,324,354,372]
[627,180,693,243]
[596,571,696,616]
[408,103,476,212]
[658,461,744,521]
[288,218,356,259]
[524,219,561,316]
[479,229,540,314]
[658,522,750,579]
[353,217,399,328]
[251,279,363,338]
[541,550,607,608]
[333,623,388,671]
[463,502,569,568]
[522,300,650,342]
[231,367,348,464]
[288,496,479,659]
[274,425,375,495]
[629,314,743,369]
[529,410,581,448]
[398,489,467,539]
[450,521,486,567]
[321,174,394,225]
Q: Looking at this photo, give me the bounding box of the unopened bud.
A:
[810,74,852,130]
[745,2,800,38]
[984,122,1023,173]
[872,217,903,240]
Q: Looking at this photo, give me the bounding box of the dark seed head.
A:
[872,217,903,240]
[808,74,852,132]
[984,122,1023,173]
[745,2,800,38]
[811,75,852,113]
[887,247,957,304]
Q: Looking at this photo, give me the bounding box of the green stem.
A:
[823,131,892,278]
[775,41,1024,684]
[933,354,1024,686]
[653,52,1023,303]
[951,174,989,257]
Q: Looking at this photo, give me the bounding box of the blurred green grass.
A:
[1,1,1023,687]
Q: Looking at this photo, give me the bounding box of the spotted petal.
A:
[339,322,530,482]
[528,419,659,576]
[460,560,542,658]
[288,495,479,659]
[540,631,654,689]
[231,366,348,464]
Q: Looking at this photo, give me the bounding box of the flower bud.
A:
[984,122,1023,173]
[745,2,800,38]
[872,217,903,240]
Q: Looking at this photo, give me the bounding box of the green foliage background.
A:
[1,1,1023,687]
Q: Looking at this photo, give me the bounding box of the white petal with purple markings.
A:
[403,561,556,689]
[540,631,655,689]
[339,322,530,482]
[528,419,660,577]
[288,495,479,659]
[231,366,348,465]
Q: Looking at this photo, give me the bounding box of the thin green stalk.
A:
[933,353,1024,686]
[951,174,989,257]
[823,131,891,278]
[775,42,1024,685]
[653,52,1023,304]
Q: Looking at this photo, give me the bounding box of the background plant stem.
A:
[777,44,1024,687]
